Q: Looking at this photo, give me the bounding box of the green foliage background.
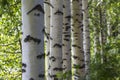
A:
[0,0,21,79]
[89,0,120,80]
[0,0,120,80]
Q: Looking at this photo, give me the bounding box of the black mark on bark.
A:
[64,38,70,41]
[44,1,54,8]
[65,15,72,21]
[53,67,66,71]
[63,5,65,8]
[43,28,49,40]
[64,23,69,25]
[49,56,56,62]
[38,74,45,78]
[65,53,69,55]
[65,26,70,31]
[54,10,63,15]
[64,35,70,37]
[27,4,44,14]
[72,55,79,60]
[48,65,51,69]
[72,44,81,49]
[61,59,67,64]
[34,13,40,16]
[48,73,57,78]
[22,69,26,73]
[22,63,27,68]
[46,51,50,56]
[36,54,45,59]
[29,78,34,80]
[72,0,79,2]
[65,15,72,19]
[24,35,41,44]
[73,64,85,69]
[53,43,62,48]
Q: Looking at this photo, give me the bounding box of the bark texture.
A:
[22,0,45,80]
[82,0,90,80]
[71,0,85,80]
[44,0,51,79]
[62,0,71,79]
[49,0,63,79]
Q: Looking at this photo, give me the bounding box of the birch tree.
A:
[107,16,111,43]
[99,1,107,63]
[22,0,45,80]
[82,0,90,80]
[92,0,100,63]
[62,0,71,79]
[49,0,63,79]
[44,0,51,79]
[71,0,85,80]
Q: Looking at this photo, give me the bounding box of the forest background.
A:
[0,0,120,80]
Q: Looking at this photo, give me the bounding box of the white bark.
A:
[22,0,45,80]
[49,0,63,79]
[71,0,85,80]
[62,0,71,79]
[107,21,111,37]
[107,19,111,43]
[44,0,50,79]
[82,0,90,80]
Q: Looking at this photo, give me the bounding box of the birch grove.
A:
[0,0,119,79]
[0,0,120,80]
[22,0,45,80]
[22,0,90,79]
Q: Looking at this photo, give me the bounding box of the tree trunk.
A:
[22,0,45,80]
[44,0,51,79]
[107,18,111,43]
[82,0,90,80]
[99,1,107,63]
[49,0,63,79]
[92,0,100,63]
[71,0,85,80]
[62,0,71,79]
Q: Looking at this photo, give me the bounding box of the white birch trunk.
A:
[22,0,45,80]
[44,0,50,79]
[71,0,85,80]
[62,0,71,79]
[107,21,111,37]
[49,0,63,79]
[107,19,111,43]
[82,0,90,80]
